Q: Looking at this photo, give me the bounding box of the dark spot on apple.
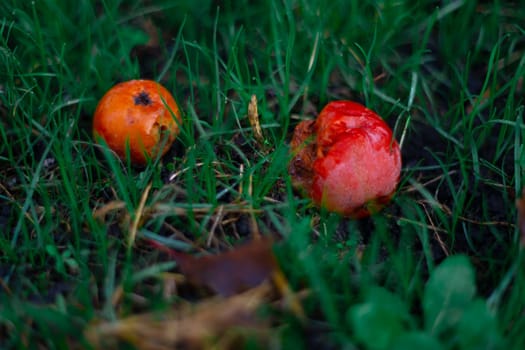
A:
[134,91,152,106]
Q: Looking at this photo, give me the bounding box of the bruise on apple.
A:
[289,120,316,193]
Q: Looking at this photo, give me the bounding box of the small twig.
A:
[402,170,458,193]
[425,199,514,228]
[420,201,449,257]
[206,205,224,247]
[162,222,204,251]
[386,214,449,234]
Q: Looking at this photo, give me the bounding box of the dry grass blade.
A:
[128,182,153,247]
[247,94,264,145]
[151,202,262,217]
[271,268,305,320]
[85,282,273,350]
[92,200,127,221]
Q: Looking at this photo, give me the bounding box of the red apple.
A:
[289,100,401,218]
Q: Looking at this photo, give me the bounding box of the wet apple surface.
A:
[290,100,402,218]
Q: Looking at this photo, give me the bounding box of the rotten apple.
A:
[289,100,402,218]
[93,79,182,165]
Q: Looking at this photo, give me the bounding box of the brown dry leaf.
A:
[516,188,525,248]
[85,282,272,350]
[148,238,278,297]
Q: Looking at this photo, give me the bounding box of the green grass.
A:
[1,0,525,348]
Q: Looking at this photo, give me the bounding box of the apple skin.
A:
[93,80,181,165]
[290,100,401,218]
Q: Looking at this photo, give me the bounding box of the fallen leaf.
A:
[148,237,278,297]
[85,282,272,350]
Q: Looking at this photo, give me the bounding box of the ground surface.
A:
[1,1,525,349]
